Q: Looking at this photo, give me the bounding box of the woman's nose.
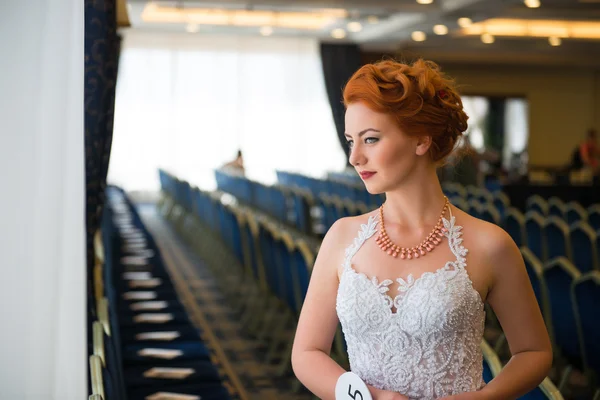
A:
[349,145,365,167]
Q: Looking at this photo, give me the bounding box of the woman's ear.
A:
[415,135,432,156]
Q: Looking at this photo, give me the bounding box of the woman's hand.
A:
[367,384,409,400]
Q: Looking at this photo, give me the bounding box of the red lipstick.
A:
[359,171,376,180]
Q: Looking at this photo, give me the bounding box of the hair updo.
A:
[343,59,469,164]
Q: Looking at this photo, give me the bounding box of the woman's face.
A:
[345,102,430,194]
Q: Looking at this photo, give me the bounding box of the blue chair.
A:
[521,248,551,324]
[466,185,480,202]
[481,339,502,384]
[518,379,564,400]
[492,191,510,219]
[451,197,469,213]
[565,202,587,226]
[544,217,572,261]
[289,240,315,317]
[569,222,598,273]
[543,258,583,390]
[526,195,549,216]
[587,205,600,232]
[468,199,484,219]
[505,208,527,247]
[572,271,600,397]
[525,211,546,262]
[548,197,566,219]
[477,189,494,206]
[481,204,501,225]
[482,339,564,399]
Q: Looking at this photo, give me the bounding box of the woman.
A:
[291,59,552,400]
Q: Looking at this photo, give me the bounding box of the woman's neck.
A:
[382,166,447,229]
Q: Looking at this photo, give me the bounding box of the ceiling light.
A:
[260,26,273,36]
[142,3,348,30]
[367,15,379,24]
[524,0,541,8]
[481,33,495,43]
[186,23,200,33]
[417,0,434,4]
[331,28,347,39]
[461,18,600,39]
[433,24,448,35]
[548,36,562,46]
[458,17,473,28]
[412,31,427,41]
[347,21,363,32]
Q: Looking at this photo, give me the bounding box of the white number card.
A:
[335,372,372,400]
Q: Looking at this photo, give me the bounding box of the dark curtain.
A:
[320,43,362,163]
[85,0,121,300]
[485,98,505,155]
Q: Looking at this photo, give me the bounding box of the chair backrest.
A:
[453,184,467,200]
[521,378,565,400]
[481,204,501,225]
[468,199,484,219]
[481,339,503,383]
[525,211,546,261]
[289,240,315,315]
[571,271,600,378]
[492,191,510,218]
[526,195,549,216]
[477,189,494,206]
[504,207,526,247]
[544,216,572,261]
[466,185,480,201]
[565,201,588,226]
[451,197,469,213]
[586,205,600,232]
[548,197,566,219]
[543,258,582,366]
[89,355,105,400]
[482,337,564,400]
[569,221,598,273]
[278,231,297,313]
[521,247,552,326]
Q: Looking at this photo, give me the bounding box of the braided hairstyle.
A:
[343,59,469,165]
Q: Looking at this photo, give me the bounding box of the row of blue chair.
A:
[277,170,385,209]
[160,171,567,400]
[89,186,234,400]
[526,195,600,231]
[522,250,600,397]
[158,176,326,391]
[505,210,600,273]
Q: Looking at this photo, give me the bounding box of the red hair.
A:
[343,59,468,164]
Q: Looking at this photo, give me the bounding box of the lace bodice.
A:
[336,213,486,399]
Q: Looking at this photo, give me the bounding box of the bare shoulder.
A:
[318,210,379,277]
[453,205,516,255]
[321,209,379,248]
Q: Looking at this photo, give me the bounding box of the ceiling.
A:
[123,0,600,67]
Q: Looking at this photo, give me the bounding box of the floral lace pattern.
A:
[336,214,486,399]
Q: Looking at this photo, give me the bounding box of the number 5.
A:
[348,384,363,400]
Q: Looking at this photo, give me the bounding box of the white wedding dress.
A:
[336,212,486,400]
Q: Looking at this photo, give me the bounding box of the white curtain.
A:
[108,30,346,192]
[504,98,529,167]
[0,1,85,400]
[461,96,489,151]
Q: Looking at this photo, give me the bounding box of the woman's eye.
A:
[365,137,379,144]
[346,140,354,148]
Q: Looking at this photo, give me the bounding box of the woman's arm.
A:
[291,219,353,399]
[291,218,407,400]
[477,228,553,400]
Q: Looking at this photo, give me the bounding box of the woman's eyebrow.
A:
[344,128,381,139]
